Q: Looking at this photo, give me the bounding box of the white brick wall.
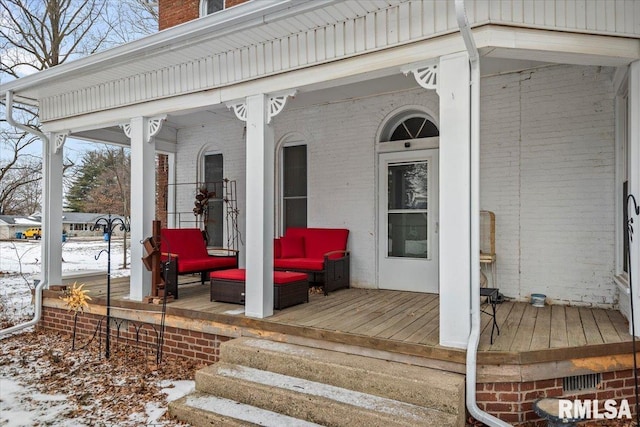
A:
[174,115,246,256]
[174,64,616,305]
[481,65,616,306]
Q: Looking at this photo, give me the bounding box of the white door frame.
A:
[377,148,439,293]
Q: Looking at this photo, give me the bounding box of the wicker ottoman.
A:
[210,269,309,309]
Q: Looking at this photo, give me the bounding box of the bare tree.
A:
[0,0,157,215]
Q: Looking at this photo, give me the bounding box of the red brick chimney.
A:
[159,0,251,30]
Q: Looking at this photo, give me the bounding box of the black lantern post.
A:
[92,214,129,359]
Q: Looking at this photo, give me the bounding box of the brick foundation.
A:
[477,373,638,425]
[41,305,636,425]
[40,306,231,364]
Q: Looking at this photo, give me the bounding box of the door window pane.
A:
[388,162,428,210]
[388,213,428,258]
[387,160,429,259]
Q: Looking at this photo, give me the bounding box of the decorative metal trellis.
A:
[72,314,165,364]
[72,214,167,364]
[167,179,242,252]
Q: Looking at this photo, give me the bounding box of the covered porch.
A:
[2,0,639,354]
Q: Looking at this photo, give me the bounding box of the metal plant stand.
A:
[625,194,640,426]
[92,214,129,359]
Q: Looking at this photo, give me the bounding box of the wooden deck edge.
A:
[478,351,640,383]
[42,294,637,379]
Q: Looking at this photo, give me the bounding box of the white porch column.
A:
[439,52,472,348]
[41,133,65,286]
[244,94,275,318]
[127,117,160,301]
[629,61,640,336]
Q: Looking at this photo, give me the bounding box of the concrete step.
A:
[193,362,459,427]
[169,391,324,427]
[220,337,465,421]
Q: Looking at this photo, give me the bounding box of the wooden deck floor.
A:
[54,276,633,367]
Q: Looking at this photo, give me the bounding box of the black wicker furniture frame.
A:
[210,269,309,310]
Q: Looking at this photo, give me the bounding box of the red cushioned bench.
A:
[274,227,350,295]
[210,269,309,310]
[160,228,238,294]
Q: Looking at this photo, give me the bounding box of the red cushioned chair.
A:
[160,228,238,290]
[274,227,350,295]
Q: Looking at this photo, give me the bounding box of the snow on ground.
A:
[0,238,197,426]
[0,238,131,323]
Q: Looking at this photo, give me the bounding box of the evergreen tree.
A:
[66,147,130,215]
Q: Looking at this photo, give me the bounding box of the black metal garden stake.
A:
[625,194,640,425]
[92,214,129,359]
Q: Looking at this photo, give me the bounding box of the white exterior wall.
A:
[274,92,440,288]
[481,64,616,306]
[172,64,616,304]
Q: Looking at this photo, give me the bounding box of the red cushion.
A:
[209,269,307,285]
[280,236,305,258]
[210,268,245,281]
[161,228,209,259]
[274,238,282,259]
[273,271,308,285]
[274,258,324,271]
[177,256,237,274]
[285,228,349,259]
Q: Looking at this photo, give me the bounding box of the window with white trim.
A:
[204,153,224,246]
[200,0,223,17]
[282,144,307,230]
[380,111,439,143]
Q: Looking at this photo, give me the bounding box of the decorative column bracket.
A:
[226,89,297,123]
[119,115,166,142]
[402,60,440,94]
[53,131,69,154]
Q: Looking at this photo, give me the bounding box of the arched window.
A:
[200,0,224,17]
[380,110,439,143]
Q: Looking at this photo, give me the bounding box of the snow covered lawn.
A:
[0,238,131,325]
[0,239,197,426]
[0,330,198,426]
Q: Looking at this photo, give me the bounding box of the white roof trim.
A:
[0,0,333,104]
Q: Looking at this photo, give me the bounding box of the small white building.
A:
[0,215,41,240]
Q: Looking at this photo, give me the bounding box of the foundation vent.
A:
[563,373,602,393]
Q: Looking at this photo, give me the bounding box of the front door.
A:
[378,150,439,293]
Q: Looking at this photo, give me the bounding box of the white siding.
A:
[481,64,616,306]
[39,1,639,123]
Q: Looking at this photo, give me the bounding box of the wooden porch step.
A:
[169,337,465,427]
[220,337,465,418]
[188,362,459,427]
[169,392,324,426]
